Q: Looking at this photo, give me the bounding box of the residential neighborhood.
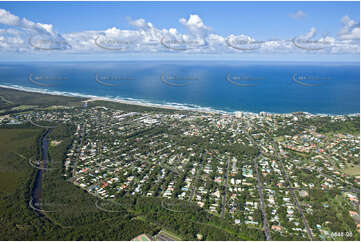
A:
[2,104,360,240]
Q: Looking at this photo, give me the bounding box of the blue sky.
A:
[0,1,359,61]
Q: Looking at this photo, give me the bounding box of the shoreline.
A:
[81,96,225,114]
[0,84,227,115]
[0,84,359,117]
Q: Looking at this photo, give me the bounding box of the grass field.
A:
[131,233,152,241]
[274,136,284,142]
[344,165,360,176]
[11,105,37,110]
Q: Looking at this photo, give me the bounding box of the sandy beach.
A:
[0,84,226,114]
[0,84,358,117]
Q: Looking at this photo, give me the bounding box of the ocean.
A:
[0,61,359,115]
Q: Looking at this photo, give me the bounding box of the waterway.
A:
[30,129,51,214]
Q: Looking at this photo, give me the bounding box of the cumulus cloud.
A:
[0,9,359,55]
[299,27,317,40]
[338,16,360,40]
[0,8,70,51]
[0,8,55,35]
[179,14,211,38]
[289,10,306,19]
[0,9,20,25]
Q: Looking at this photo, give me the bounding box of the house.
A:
[271,225,281,232]
[349,210,358,217]
[213,190,221,198]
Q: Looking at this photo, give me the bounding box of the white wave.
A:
[0,84,358,116]
[0,84,227,114]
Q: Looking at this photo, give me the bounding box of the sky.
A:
[0,1,359,62]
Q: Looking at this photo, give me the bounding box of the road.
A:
[221,157,230,218]
[245,130,272,241]
[253,151,272,241]
[141,158,180,175]
[322,149,357,190]
[72,122,86,177]
[188,152,205,202]
[264,128,314,241]
[299,124,357,191]
[0,95,14,104]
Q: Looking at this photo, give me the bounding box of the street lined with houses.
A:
[2,104,359,240]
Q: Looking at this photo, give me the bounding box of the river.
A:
[30,129,51,215]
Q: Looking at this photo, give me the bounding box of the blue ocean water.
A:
[0,61,359,114]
